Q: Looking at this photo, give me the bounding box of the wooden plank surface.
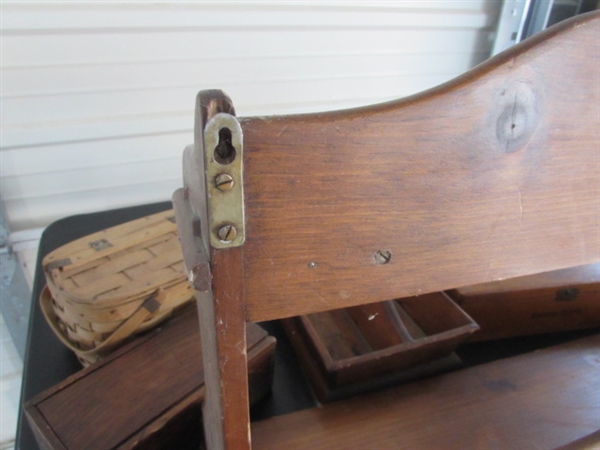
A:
[252,334,600,449]
[455,262,600,294]
[239,12,600,322]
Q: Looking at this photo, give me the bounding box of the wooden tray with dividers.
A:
[283,292,479,401]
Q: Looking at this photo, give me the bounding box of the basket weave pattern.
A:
[41,210,194,365]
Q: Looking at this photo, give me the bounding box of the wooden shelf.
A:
[252,334,600,449]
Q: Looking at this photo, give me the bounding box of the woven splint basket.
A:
[40,210,194,365]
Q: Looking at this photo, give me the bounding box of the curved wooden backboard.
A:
[237,12,600,322]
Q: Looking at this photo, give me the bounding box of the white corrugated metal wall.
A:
[1,4,502,441]
[1,0,501,237]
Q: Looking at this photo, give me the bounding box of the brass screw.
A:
[374,250,392,265]
[217,224,237,243]
[214,173,234,191]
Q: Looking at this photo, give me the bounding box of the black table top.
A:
[16,201,599,449]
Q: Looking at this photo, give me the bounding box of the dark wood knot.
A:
[495,86,540,154]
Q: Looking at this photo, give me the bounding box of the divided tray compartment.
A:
[283,292,479,401]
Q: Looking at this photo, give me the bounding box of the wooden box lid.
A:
[25,307,277,450]
[447,262,600,341]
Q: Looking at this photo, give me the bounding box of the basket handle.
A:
[39,286,166,365]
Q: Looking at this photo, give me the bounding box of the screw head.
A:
[214,173,234,191]
[374,250,392,265]
[216,224,237,243]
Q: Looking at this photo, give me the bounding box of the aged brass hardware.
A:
[203,113,245,249]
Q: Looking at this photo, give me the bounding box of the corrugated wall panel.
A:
[0,1,501,232]
[1,134,187,177]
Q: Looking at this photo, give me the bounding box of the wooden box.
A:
[25,307,276,450]
[447,262,600,341]
[283,292,479,401]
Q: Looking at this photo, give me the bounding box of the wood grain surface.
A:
[24,308,274,450]
[176,89,252,450]
[176,11,600,450]
[239,12,600,322]
[252,334,600,449]
[448,262,600,340]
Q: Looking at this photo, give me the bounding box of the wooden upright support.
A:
[174,12,600,450]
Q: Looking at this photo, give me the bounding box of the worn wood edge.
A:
[447,283,600,341]
[452,262,600,295]
[200,246,251,450]
[116,387,201,450]
[24,307,195,449]
[242,11,599,126]
[25,406,68,450]
[554,429,600,450]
